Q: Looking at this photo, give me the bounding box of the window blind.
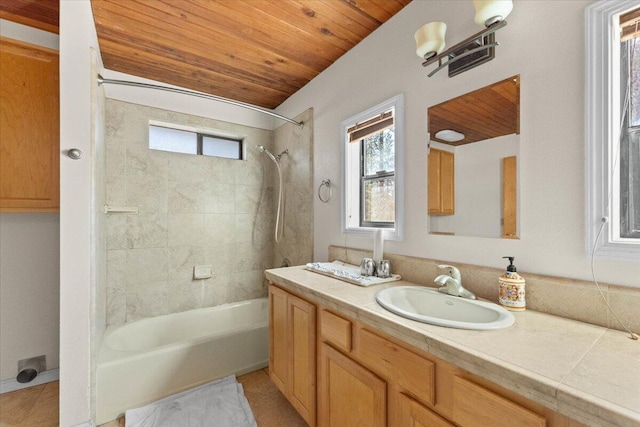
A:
[347,111,393,143]
[620,7,640,42]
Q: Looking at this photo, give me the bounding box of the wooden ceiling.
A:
[0,0,59,34]
[1,0,410,109]
[428,75,520,146]
[92,0,411,109]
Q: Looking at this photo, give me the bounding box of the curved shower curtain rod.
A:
[97,75,304,127]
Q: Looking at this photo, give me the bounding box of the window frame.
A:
[201,134,244,159]
[148,121,244,160]
[586,1,640,261]
[341,94,404,240]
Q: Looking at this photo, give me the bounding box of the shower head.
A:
[257,145,277,163]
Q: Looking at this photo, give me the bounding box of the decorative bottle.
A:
[498,256,526,311]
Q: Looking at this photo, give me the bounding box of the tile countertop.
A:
[264,266,640,427]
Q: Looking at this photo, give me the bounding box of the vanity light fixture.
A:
[415,0,513,78]
[435,129,465,142]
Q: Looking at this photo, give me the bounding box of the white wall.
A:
[430,135,518,238]
[0,214,60,380]
[0,21,60,382]
[276,0,639,288]
[0,19,59,50]
[59,0,102,424]
[90,47,107,423]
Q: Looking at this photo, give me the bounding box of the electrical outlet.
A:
[193,265,212,279]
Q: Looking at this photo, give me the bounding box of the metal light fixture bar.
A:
[97,75,304,127]
[422,20,507,77]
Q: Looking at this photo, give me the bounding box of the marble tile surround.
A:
[105,100,280,325]
[328,245,640,333]
[273,109,314,268]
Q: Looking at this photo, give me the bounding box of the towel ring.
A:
[318,179,331,203]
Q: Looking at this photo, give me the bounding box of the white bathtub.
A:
[96,298,269,424]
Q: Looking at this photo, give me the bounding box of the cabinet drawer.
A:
[320,310,352,352]
[452,376,546,427]
[398,393,454,427]
[357,328,435,405]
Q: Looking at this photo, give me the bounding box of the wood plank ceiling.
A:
[428,75,520,146]
[92,0,411,109]
[0,0,59,34]
[0,0,410,109]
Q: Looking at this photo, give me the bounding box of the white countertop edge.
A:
[556,382,640,427]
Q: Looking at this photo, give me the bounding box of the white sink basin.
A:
[375,286,515,330]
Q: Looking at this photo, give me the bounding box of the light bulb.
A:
[473,0,513,27]
[414,22,447,59]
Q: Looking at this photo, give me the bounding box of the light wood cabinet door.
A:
[268,285,316,426]
[502,156,517,238]
[356,328,435,406]
[452,376,546,427]
[0,37,59,212]
[428,148,454,215]
[319,343,386,427]
[397,393,454,427]
[288,293,316,426]
[440,150,454,214]
[269,285,288,394]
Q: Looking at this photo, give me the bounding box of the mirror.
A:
[427,75,520,239]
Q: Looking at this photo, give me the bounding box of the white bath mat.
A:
[125,375,257,427]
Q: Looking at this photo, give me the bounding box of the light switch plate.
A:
[193,265,212,279]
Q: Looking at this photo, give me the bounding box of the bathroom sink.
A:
[375,286,514,330]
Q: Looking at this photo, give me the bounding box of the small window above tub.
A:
[149,122,244,160]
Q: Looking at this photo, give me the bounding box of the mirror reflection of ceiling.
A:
[428,75,520,146]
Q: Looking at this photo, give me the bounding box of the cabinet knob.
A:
[67,149,83,160]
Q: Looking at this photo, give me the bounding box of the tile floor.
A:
[0,381,58,427]
[0,368,307,427]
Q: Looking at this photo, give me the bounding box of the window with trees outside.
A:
[620,19,639,239]
[361,127,395,227]
[586,2,640,260]
[341,94,404,240]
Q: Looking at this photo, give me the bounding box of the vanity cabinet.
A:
[0,37,59,212]
[269,285,584,427]
[268,285,316,426]
[428,148,454,215]
[318,308,437,427]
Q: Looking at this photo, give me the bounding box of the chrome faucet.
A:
[434,265,476,300]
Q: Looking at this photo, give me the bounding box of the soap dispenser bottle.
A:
[498,256,526,311]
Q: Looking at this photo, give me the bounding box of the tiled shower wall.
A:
[105,100,279,325]
[273,109,314,267]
